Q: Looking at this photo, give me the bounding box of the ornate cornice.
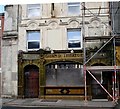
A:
[116,46,120,65]
[3,31,18,39]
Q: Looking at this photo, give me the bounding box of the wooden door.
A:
[24,65,39,98]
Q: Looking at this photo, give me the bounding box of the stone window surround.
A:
[27,30,40,51]
[67,2,80,16]
[67,28,82,49]
[27,4,41,18]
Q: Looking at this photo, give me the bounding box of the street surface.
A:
[1,106,113,109]
[1,106,79,109]
[1,98,115,109]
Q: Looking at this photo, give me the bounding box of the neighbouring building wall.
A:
[2,5,19,97]
[2,39,18,96]
[110,2,120,35]
[0,13,4,97]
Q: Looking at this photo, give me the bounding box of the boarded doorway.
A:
[24,65,39,98]
[91,71,112,99]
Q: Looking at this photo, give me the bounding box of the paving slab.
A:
[2,98,15,104]
[1,98,115,108]
[0,98,2,109]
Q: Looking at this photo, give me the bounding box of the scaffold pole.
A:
[82,2,87,102]
[113,37,117,101]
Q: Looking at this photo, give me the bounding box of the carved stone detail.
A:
[18,52,83,98]
[69,20,79,28]
[48,21,58,29]
[28,22,38,29]
[116,46,120,65]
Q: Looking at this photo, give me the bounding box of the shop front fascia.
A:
[18,50,85,99]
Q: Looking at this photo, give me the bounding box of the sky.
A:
[0,5,4,13]
[0,0,118,4]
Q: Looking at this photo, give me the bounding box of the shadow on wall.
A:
[114,99,120,109]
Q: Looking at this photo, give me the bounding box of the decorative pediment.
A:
[27,21,38,29]
[48,20,58,29]
[89,17,101,27]
[88,17,105,36]
[68,19,80,28]
[68,18,80,24]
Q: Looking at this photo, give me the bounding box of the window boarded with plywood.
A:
[46,28,63,50]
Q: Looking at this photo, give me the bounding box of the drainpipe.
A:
[82,2,87,102]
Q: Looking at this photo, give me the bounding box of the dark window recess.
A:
[68,42,80,48]
[28,42,40,49]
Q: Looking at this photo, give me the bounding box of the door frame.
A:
[90,71,112,100]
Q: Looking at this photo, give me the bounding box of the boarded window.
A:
[46,29,62,50]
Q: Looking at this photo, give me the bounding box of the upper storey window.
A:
[27,4,41,18]
[68,2,80,15]
[27,31,40,51]
[67,29,82,49]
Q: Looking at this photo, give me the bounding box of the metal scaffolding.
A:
[81,2,118,103]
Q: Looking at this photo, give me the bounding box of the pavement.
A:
[1,98,116,108]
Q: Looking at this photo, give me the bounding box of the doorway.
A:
[24,65,39,98]
[91,71,112,99]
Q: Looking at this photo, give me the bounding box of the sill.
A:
[67,48,82,50]
[27,49,40,51]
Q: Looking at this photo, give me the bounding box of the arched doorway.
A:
[24,65,39,98]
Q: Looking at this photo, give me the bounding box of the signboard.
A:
[44,53,83,59]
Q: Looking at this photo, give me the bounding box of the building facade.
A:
[0,13,4,97]
[2,2,119,101]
